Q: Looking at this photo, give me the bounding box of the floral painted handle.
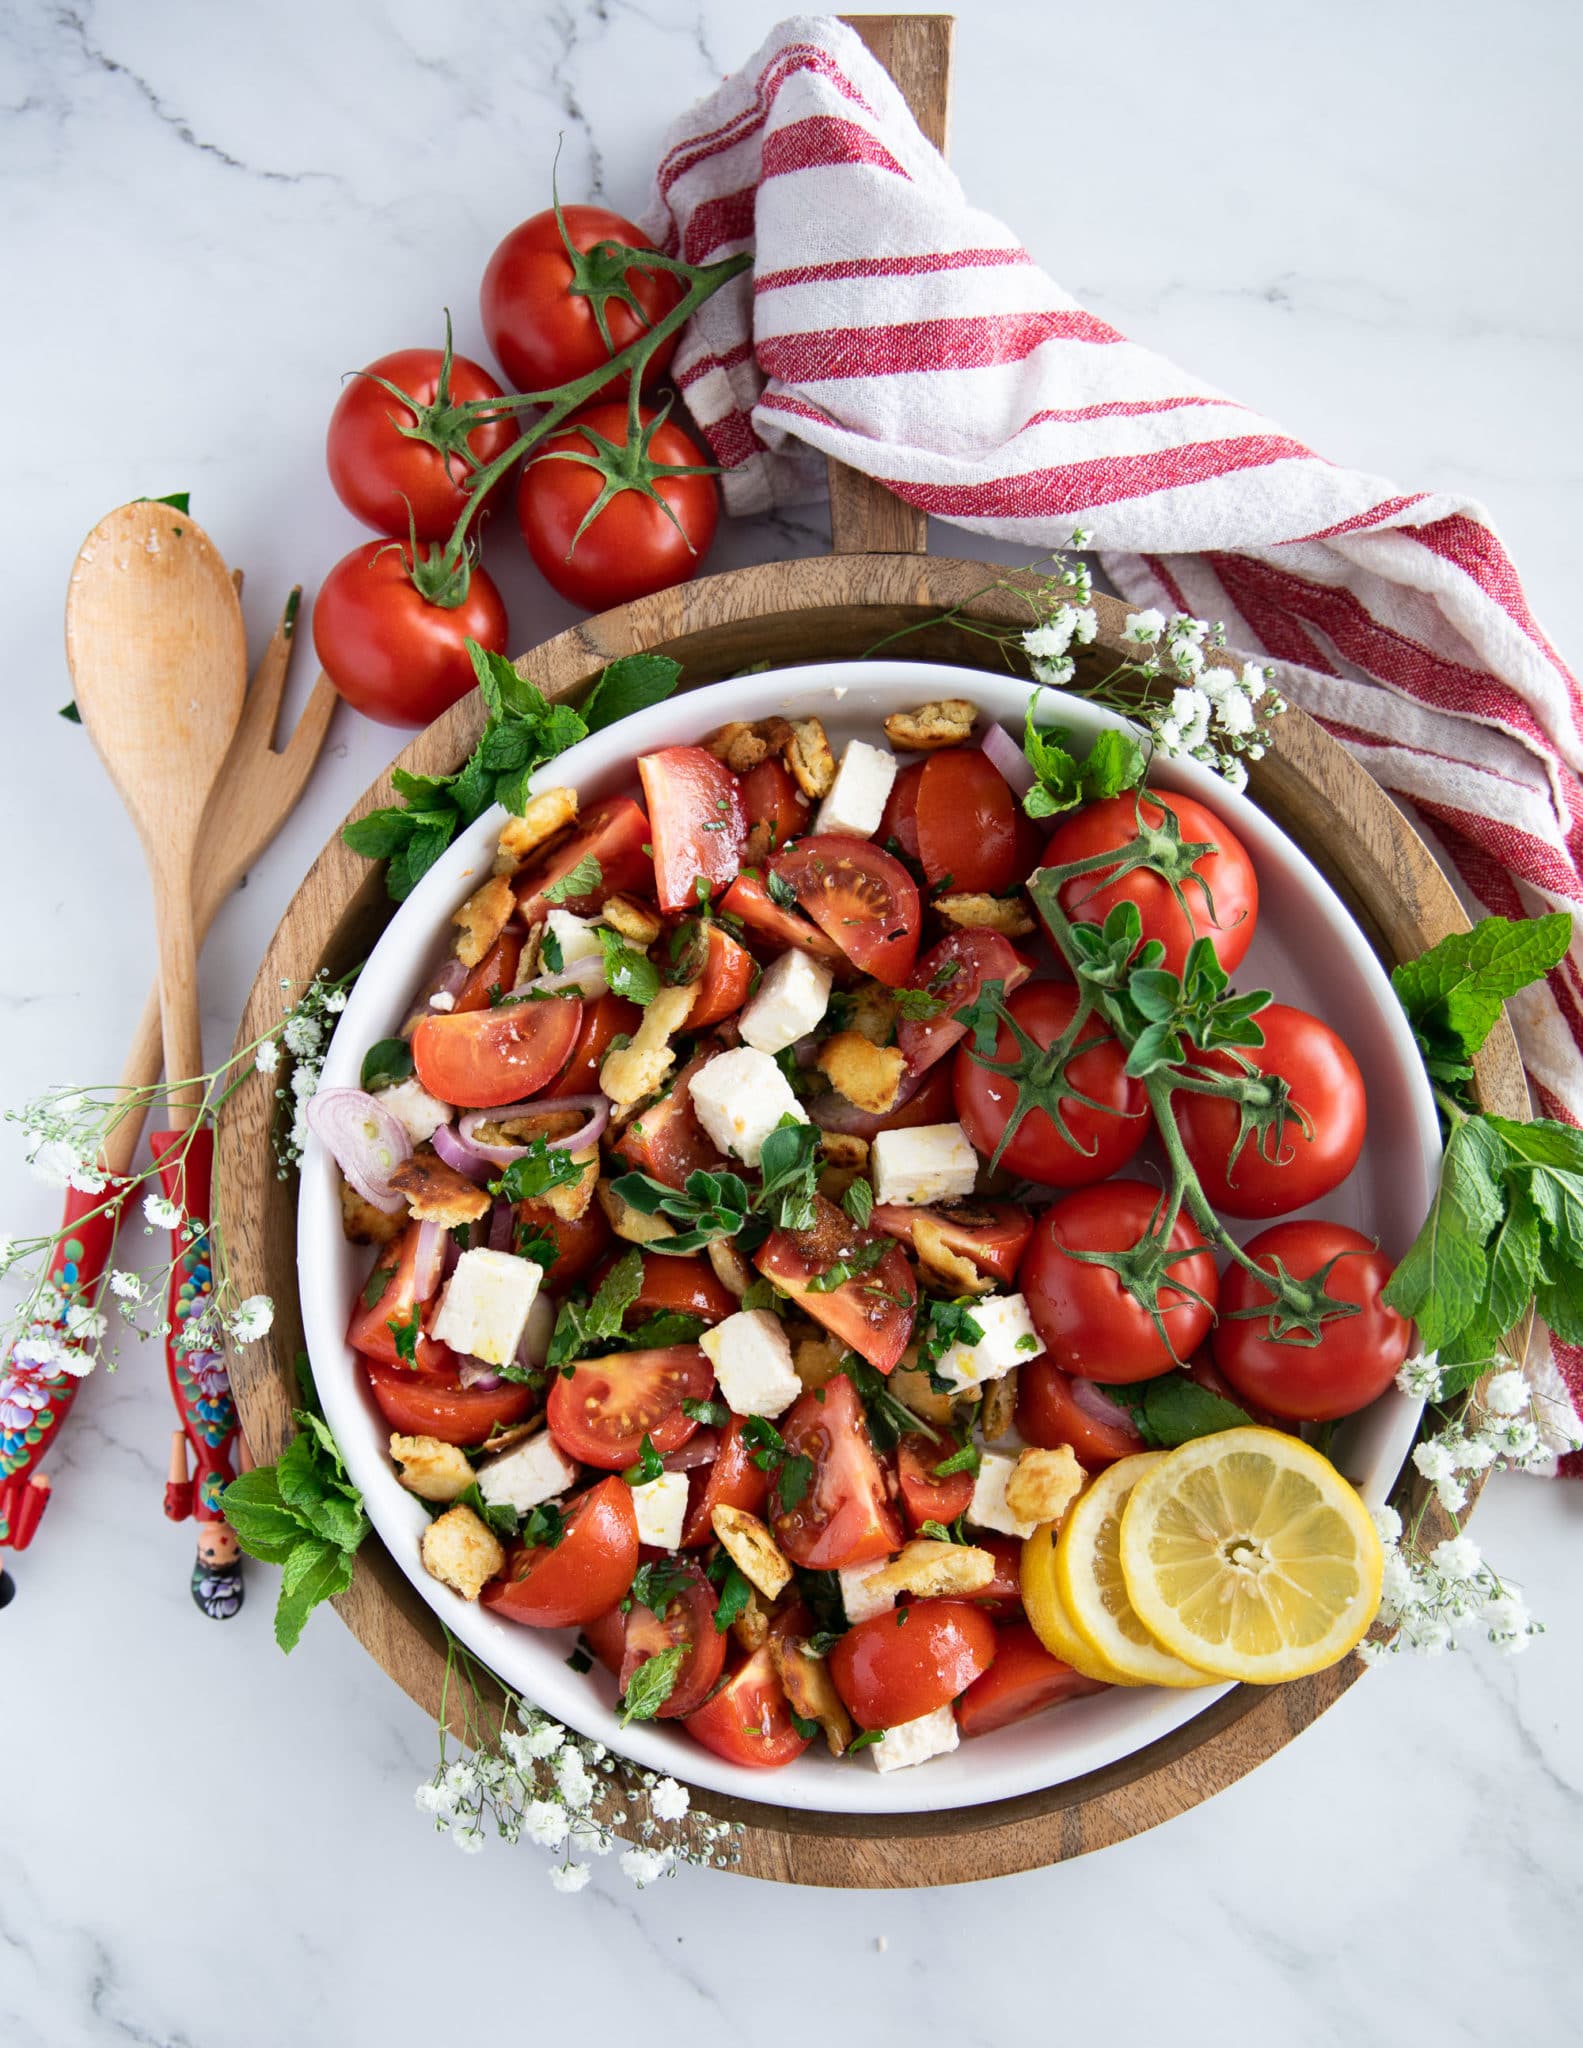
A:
[0,1185,123,1553]
[149,1127,246,1619]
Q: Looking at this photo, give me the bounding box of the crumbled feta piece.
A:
[430,1248,541,1368]
[815,739,899,839]
[968,1449,1037,1540]
[630,1470,689,1550]
[428,990,455,1012]
[689,1047,809,1166]
[739,948,832,1056]
[477,1429,578,1515]
[870,1122,979,1207]
[936,1293,1045,1393]
[546,907,607,968]
[700,1309,801,1418]
[868,1703,960,1773]
[376,1076,453,1146]
[839,1557,897,1624]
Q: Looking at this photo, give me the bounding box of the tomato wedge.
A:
[808,1055,957,1143]
[878,759,925,864]
[772,1372,904,1570]
[455,926,524,1013]
[595,1249,739,1328]
[1015,1356,1145,1468]
[895,930,1032,1077]
[896,1435,974,1533]
[617,1566,726,1718]
[915,748,1018,893]
[546,1344,713,1470]
[513,795,654,926]
[347,1223,453,1370]
[741,756,810,851]
[682,1643,813,1769]
[680,1414,771,1546]
[482,1476,639,1628]
[363,1359,531,1446]
[756,1196,916,1374]
[638,747,748,912]
[769,836,920,987]
[543,990,642,1098]
[513,1195,613,1297]
[411,991,583,1109]
[664,917,757,1029]
[830,1598,997,1729]
[611,1049,729,1189]
[966,1533,1025,1618]
[955,1622,1107,1739]
[869,1199,1034,1285]
[718,872,845,968]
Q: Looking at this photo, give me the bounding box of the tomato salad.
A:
[311,695,1408,1775]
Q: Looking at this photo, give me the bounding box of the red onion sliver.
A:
[458,1094,610,1165]
[533,957,607,998]
[809,1063,927,1136]
[488,1200,514,1253]
[431,1121,493,1183]
[457,1356,502,1390]
[440,1227,464,1283]
[1068,1376,1140,1432]
[982,721,1037,797]
[305,1088,411,1211]
[516,1292,555,1374]
[412,1219,447,1303]
[662,1427,720,1474]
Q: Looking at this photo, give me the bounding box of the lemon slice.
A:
[1118,1427,1384,1684]
[1054,1455,1218,1690]
[1019,1521,1138,1686]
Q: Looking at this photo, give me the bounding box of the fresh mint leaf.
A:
[274,1539,356,1654]
[490,1137,584,1205]
[918,1298,984,1373]
[627,1309,708,1349]
[580,652,683,731]
[767,869,799,911]
[1382,1114,1509,1349]
[892,987,947,1021]
[544,853,603,906]
[712,1561,753,1633]
[216,1467,303,1565]
[597,925,660,1006]
[451,1480,521,1544]
[1098,1374,1252,1449]
[739,1277,785,1315]
[619,1644,687,1725]
[1393,914,1571,1092]
[843,1357,939,1454]
[522,1502,568,1550]
[608,1168,755,1256]
[360,1037,414,1092]
[932,1440,980,1479]
[805,1237,889,1293]
[1021,699,1146,820]
[622,1434,665,1485]
[682,1397,730,1426]
[742,1415,814,1512]
[757,1116,823,1232]
[626,1557,692,1616]
[842,1177,875,1228]
[548,1248,645,1368]
[846,1728,885,1754]
[387,1310,420,1366]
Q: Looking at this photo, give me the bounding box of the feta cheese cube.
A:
[871,1122,980,1207]
[688,1047,809,1166]
[868,1703,961,1773]
[529,909,607,993]
[839,1557,897,1624]
[430,1248,542,1368]
[936,1293,1045,1393]
[629,1470,689,1550]
[968,1450,1037,1540]
[701,1309,801,1418]
[477,1429,578,1515]
[815,739,899,839]
[377,1076,453,1146]
[739,948,832,1056]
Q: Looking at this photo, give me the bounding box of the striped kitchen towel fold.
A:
[641,15,1583,1461]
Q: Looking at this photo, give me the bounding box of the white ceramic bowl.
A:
[297,659,1439,1816]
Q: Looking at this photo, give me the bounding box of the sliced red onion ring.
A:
[982,720,1037,797]
[431,1121,492,1184]
[409,956,468,1021]
[662,1427,720,1474]
[458,1094,610,1166]
[440,1226,465,1283]
[412,1219,447,1304]
[533,957,607,999]
[305,1089,411,1211]
[1068,1376,1140,1432]
[809,1063,928,1136]
[487,1200,514,1253]
[791,1032,822,1069]
[457,1356,502,1390]
[516,1292,555,1374]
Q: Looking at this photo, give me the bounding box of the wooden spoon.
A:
[64,501,247,1127]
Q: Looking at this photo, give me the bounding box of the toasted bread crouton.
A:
[730,1584,771,1654]
[339,1176,406,1247]
[452,873,516,968]
[538,1148,599,1222]
[883,698,977,752]
[711,1505,793,1601]
[979,1368,1019,1443]
[816,1031,906,1115]
[889,1363,959,1425]
[600,982,697,1107]
[707,1237,755,1299]
[792,1333,848,1393]
[770,1635,854,1757]
[844,981,898,1046]
[493,787,578,875]
[912,1213,993,1297]
[600,894,663,946]
[511,923,544,986]
[705,720,773,775]
[597,1176,677,1246]
[420,1504,504,1601]
[785,717,836,799]
[387,1150,492,1226]
[935,891,1037,938]
[390,1433,475,1503]
[818,1131,870,1172]
[865,1539,995,1601]
[1006,1445,1085,1528]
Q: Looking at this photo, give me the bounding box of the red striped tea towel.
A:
[642,16,1583,1460]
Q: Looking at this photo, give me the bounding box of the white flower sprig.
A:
[269,970,350,1176]
[416,1634,740,1889]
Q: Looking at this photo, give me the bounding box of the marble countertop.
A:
[4,1,1581,2041]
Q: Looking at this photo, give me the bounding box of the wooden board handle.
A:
[827,15,955,556]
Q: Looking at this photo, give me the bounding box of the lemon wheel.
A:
[1053,1455,1218,1690]
[1118,1427,1384,1684]
[1019,1521,1138,1686]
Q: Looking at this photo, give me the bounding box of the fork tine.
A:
[246,586,303,752]
[276,670,339,774]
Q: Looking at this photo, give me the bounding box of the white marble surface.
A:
[3,1,1581,2040]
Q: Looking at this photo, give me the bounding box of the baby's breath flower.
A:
[620,1845,673,1887]
[452,1825,486,1854]
[1397,1352,1445,1401]
[282,1013,323,1060]
[228,1294,275,1344]
[550,1863,591,1894]
[109,1270,142,1301]
[649,1776,689,1823]
[1431,1535,1483,1583]
[254,1039,280,1075]
[143,1192,183,1231]
[1484,1368,1529,1416]
[1121,608,1166,645]
[523,1800,570,1849]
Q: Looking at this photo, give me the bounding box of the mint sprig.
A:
[220,1406,369,1651]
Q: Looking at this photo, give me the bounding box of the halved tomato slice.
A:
[878,758,925,864]
[617,1565,727,1719]
[870,1199,1034,1285]
[1014,1356,1146,1468]
[347,1222,453,1370]
[718,872,846,968]
[638,746,747,912]
[741,756,810,851]
[592,1249,739,1328]
[894,930,1033,1077]
[682,1644,813,1769]
[513,794,654,925]
[830,1598,997,1729]
[955,1622,1107,1739]
[756,1196,916,1374]
[769,835,920,987]
[772,1371,904,1571]
[514,1195,613,1296]
[896,1434,974,1533]
[915,748,1018,893]
[482,1476,640,1628]
[546,1344,714,1470]
[680,1414,770,1546]
[543,990,641,1098]
[664,917,757,1029]
[808,1055,957,1143]
[363,1359,531,1446]
[411,991,584,1109]
[455,926,525,1013]
[611,1049,729,1190]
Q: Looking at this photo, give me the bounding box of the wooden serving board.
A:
[215,14,1528,1887]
